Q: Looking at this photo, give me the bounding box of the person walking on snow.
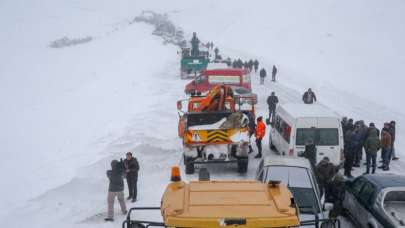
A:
[302,88,317,104]
[363,128,381,174]
[105,160,127,222]
[259,68,267,85]
[124,152,139,202]
[255,116,266,158]
[271,65,277,82]
[253,59,259,73]
[266,92,278,123]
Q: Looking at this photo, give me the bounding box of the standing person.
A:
[247,112,256,154]
[358,120,368,164]
[253,59,259,73]
[214,47,219,60]
[389,121,399,160]
[105,160,127,222]
[380,130,392,171]
[302,139,317,168]
[341,117,348,134]
[315,157,339,199]
[266,92,279,123]
[343,126,355,178]
[352,126,363,167]
[248,59,254,72]
[190,32,200,56]
[271,65,277,82]
[302,88,317,104]
[124,152,140,202]
[363,128,381,174]
[259,68,267,85]
[255,116,266,158]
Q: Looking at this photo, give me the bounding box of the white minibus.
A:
[269,103,344,165]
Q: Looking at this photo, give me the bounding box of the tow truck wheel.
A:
[237,158,248,173]
[185,157,195,174]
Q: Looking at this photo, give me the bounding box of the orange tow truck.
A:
[177,85,255,174]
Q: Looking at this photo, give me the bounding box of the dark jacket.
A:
[367,126,380,138]
[124,158,140,179]
[107,161,124,192]
[344,129,355,156]
[272,65,277,75]
[388,125,395,142]
[302,91,317,104]
[364,129,381,154]
[259,68,267,78]
[303,144,317,167]
[266,95,279,110]
[316,160,338,184]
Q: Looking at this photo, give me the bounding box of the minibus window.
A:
[318,129,338,145]
[296,128,339,146]
[296,129,316,146]
[275,115,291,143]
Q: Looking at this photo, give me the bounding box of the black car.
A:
[343,174,405,228]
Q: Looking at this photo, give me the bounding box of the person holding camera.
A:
[124,152,140,202]
[105,160,127,222]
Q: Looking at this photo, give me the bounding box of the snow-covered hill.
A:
[1,0,404,227]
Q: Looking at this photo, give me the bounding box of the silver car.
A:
[255,156,334,227]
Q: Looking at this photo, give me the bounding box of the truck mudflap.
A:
[123,207,341,228]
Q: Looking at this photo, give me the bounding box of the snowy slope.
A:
[1,0,405,227]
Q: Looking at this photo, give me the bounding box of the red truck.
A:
[184,68,251,94]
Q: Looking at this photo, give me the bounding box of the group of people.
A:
[342,118,397,177]
[231,58,260,73]
[259,65,278,84]
[105,152,140,221]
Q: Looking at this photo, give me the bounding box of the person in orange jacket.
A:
[255,116,266,158]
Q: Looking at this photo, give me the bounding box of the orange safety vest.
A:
[255,121,266,139]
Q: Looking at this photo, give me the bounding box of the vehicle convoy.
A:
[269,103,344,165]
[184,68,252,94]
[255,156,334,227]
[343,174,405,228]
[177,85,255,174]
[123,167,338,228]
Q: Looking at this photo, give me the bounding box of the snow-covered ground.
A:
[1,0,405,227]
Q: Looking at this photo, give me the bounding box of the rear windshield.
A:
[296,128,339,146]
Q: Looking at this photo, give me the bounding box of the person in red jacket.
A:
[255,116,266,158]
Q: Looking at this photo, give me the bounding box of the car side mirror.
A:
[323,202,334,212]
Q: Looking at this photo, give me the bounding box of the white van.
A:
[269,103,344,165]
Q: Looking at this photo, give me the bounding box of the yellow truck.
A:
[123,167,340,228]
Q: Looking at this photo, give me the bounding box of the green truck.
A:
[180,48,209,79]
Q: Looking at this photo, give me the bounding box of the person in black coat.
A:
[105,160,127,221]
[124,152,140,202]
[266,92,279,123]
[271,65,277,82]
[302,88,317,104]
[259,68,267,85]
[253,59,259,73]
[343,126,355,178]
[389,121,398,160]
[303,139,317,168]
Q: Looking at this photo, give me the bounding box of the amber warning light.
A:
[171,166,181,182]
